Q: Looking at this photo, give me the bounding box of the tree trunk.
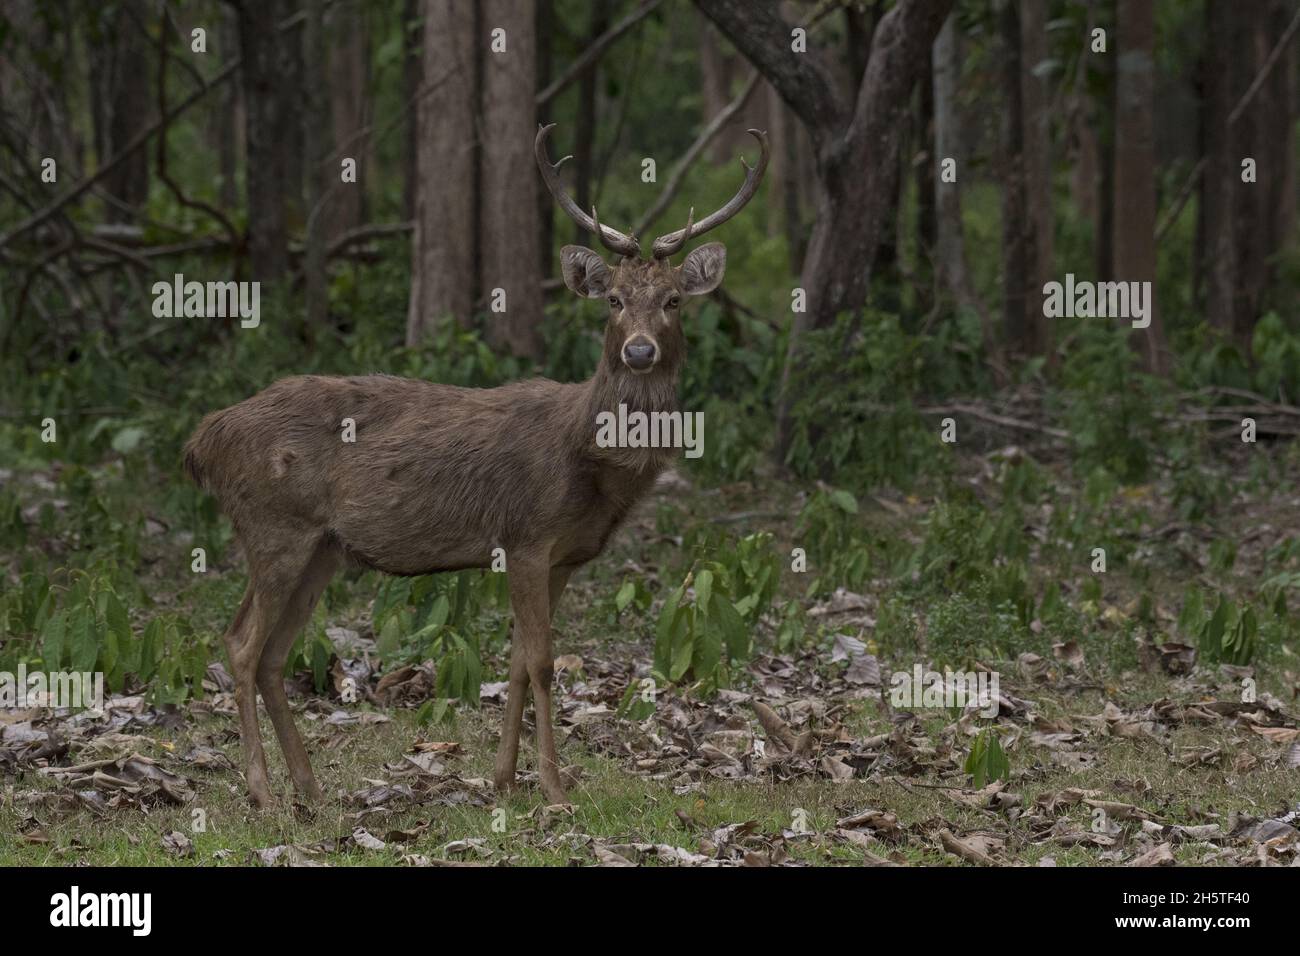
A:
[999,0,1031,357]
[406,0,477,344]
[1200,0,1236,337]
[327,1,371,238]
[304,0,332,331]
[914,54,936,316]
[1113,0,1166,373]
[402,0,422,221]
[100,0,151,222]
[217,6,241,211]
[694,0,953,462]
[536,0,555,277]
[932,14,994,362]
[480,0,544,361]
[700,18,736,162]
[574,0,611,248]
[1019,0,1053,359]
[237,0,291,281]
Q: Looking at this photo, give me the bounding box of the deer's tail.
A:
[183,408,229,492]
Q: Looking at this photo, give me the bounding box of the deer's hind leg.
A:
[255,538,341,802]
[224,526,323,809]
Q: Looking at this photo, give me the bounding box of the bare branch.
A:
[1156,5,1300,242]
[633,69,761,240]
[693,0,845,149]
[536,0,664,106]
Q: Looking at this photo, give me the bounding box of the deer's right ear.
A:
[560,245,612,298]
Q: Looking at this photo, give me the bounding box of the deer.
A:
[184,123,769,808]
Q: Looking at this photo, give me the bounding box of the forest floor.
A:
[3,440,1300,866]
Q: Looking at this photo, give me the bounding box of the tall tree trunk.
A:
[217,6,241,210]
[1113,0,1165,373]
[914,57,936,316]
[695,0,953,463]
[304,0,332,331]
[327,1,371,238]
[536,0,555,277]
[932,14,994,364]
[237,0,291,281]
[1262,0,1296,280]
[999,0,1031,357]
[1200,0,1236,337]
[100,0,151,223]
[574,0,611,248]
[406,0,477,343]
[700,18,736,162]
[1019,0,1053,359]
[480,0,544,361]
[402,0,422,221]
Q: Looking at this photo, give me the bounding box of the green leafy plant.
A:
[965,728,1010,788]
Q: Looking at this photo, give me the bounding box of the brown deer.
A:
[184,124,768,807]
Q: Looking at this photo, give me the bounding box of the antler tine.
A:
[651,207,694,260]
[535,124,640,258]
[652,128,770,259]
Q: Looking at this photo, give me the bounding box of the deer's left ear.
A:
[677,242,726,296]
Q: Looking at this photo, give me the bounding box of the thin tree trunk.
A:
[536,0,555,277]
[1019,0,1053,359]
[304,0,332,331]
[406,0,477,344]
[217,6,241,210]
[932,14,994,363]
[999,0,1031,356]
[480,0,544,361]
[1114,0,1165,373]
[700,18,736,163]
[101,0,151,223]
[402,0,422,221]
[1200,0,1236,337]
[327,0,371,237]
[574,0,611,248]
[237,0,290,280]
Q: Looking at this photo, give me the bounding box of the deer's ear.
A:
[560,245,612,298]
[677,242,726,296]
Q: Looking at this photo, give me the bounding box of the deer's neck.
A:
[574,356,681,474]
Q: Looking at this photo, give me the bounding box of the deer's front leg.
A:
[496,564,572,795]
[505,553,568,804]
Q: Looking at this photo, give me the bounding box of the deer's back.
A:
[186,373,626,573]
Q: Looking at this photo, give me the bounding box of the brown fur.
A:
[185,248,723,807]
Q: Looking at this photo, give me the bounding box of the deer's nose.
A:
[622,339,657,370]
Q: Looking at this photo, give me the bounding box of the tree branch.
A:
[693,0,845,149]
[537,0,664,106]
[632,69,761,238]
[1155,5,1300,243]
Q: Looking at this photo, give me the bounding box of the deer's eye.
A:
[608,296,621,309]
[666,296,680,310]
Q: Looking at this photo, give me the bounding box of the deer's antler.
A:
[535,124,641,259]
[651,129,770,259]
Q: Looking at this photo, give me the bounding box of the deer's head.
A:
[536,124,768,378]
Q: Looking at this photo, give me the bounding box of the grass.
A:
[4,438,1299,866]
